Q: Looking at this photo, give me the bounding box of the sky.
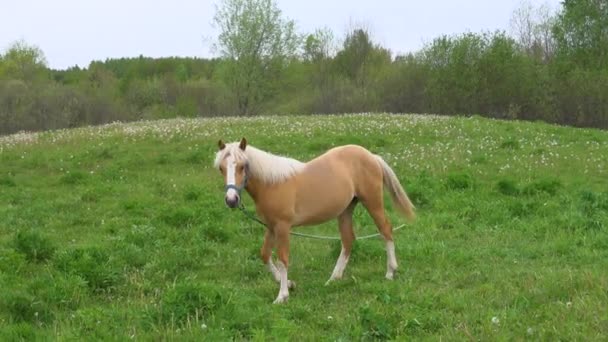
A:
[0,0,561,70]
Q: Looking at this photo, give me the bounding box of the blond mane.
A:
[213,142,304,184]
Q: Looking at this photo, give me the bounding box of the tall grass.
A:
[0,113,607,340]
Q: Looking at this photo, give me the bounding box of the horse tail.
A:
[375,155,416,221]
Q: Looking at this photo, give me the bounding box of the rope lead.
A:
[238,201,406,241]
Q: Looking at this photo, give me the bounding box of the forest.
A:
[1,0,607,135]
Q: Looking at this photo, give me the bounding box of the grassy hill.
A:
[1,113,607,340]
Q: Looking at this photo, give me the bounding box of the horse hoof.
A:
[324,277,338,286]
[288,280,296,290]
[273,295,289,304]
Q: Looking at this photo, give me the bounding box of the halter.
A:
[224,163,249,194]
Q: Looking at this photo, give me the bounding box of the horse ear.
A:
[218,140,226,150]
[239,137,247,151]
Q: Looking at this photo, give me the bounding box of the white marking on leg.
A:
[267,259,281,282]
[273,261,289,304]
[385,240,398,280]
[326,247,350,285]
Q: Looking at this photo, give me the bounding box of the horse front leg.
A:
[260,227,295,297]
[273,221,294,304]
[260,229,281,283]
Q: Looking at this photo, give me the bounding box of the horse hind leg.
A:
[326,200,357,285]
[360,194,398,280]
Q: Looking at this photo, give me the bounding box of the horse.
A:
[214,138,415,304]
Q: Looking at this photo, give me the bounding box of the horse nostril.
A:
[225,196,239,208]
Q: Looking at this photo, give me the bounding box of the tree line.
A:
[1,0,607,135]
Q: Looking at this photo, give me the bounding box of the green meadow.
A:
[1,113,607,340]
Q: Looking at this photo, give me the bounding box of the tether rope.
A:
[238,202,405,241]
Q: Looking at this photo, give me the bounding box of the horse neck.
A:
[244,175,263,203]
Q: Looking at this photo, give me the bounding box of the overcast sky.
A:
[0,0,561,70]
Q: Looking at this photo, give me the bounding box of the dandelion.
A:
[491,316,500,325]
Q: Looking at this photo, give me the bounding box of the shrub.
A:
[0,322,39,341]
[53,247,120,292]
[28,273,88,311]
[12,229,56,263]
[579,190,608,214]
[0,175,17,187]
[496,179,520,196]
[523,178,562,195]
[0,248,27,273]
[358,304,393,340]
[184,188,201,201]
[158,282,227,325]
[1,290,53,323]
[500,139,520,149]
[445,172,474,190]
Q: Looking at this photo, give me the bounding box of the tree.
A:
[303,27,336,62]
[301,27,339,112]
[509,0,557,62]
[553,0,608,69]
[212,0,301,115]
[0,40,48,82]
[334,27,391,90]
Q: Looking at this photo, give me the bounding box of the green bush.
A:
[28,273,88,311]
[523,178,562,196]
[445,172,474,190]
[358,304,393,340]
[158,282,227,325]
[1,290,53,323]
[53,247,120,292]
[497,179,520,196]
[0,247,27,273]
[4,19,608,135]
[12,229,56,263]
[0,175,17,187]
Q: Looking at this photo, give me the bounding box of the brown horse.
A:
[214,138,415,304]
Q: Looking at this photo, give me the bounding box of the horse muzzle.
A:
[225,194,240,208]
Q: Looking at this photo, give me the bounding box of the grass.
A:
[0,113,607,340]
